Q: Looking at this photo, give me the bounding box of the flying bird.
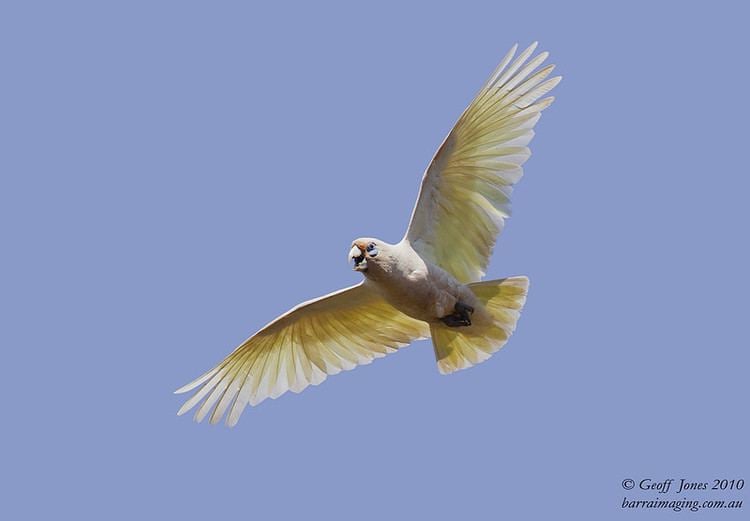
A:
[176,42,561,426]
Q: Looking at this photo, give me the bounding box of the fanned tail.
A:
[430,276,528,374]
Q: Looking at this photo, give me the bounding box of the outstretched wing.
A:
[175,282,428,426]
[405,42,561,283]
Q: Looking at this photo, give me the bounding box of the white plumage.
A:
[176,43,560,426]
[407,42,560,283]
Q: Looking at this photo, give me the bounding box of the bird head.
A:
[348,238,383,273]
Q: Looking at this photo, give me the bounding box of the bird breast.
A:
[366,242,472,323]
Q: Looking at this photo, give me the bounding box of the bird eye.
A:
[366,242,378,256]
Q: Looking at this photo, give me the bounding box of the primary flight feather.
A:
[176,42,560,426]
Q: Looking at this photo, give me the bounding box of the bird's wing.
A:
[404,42,561,283]
[175,282,428,426]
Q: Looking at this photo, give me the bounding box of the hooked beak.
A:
[349,244,367,271]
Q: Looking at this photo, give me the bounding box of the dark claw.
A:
[440,301,474,328]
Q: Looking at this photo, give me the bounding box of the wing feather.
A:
[491,42,538,90]
[175,282,428,426]
[405,43,560,283]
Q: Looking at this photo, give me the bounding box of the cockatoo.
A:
[176,42,560,426]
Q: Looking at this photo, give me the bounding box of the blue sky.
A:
[2,1,748,519]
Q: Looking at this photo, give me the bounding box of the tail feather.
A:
[430,276,528,374]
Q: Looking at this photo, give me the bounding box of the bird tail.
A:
[430,276,529,374]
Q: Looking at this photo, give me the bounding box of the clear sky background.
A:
[2,1,748,519]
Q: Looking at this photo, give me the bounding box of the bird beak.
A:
[349,244,367,271]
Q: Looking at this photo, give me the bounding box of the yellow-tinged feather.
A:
[176,283,428,425]
[431,276,529,374]
[405,45,559,285]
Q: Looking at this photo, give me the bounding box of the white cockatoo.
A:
[176,42,560,426]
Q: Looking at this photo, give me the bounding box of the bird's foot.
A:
[440,302,474,327]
